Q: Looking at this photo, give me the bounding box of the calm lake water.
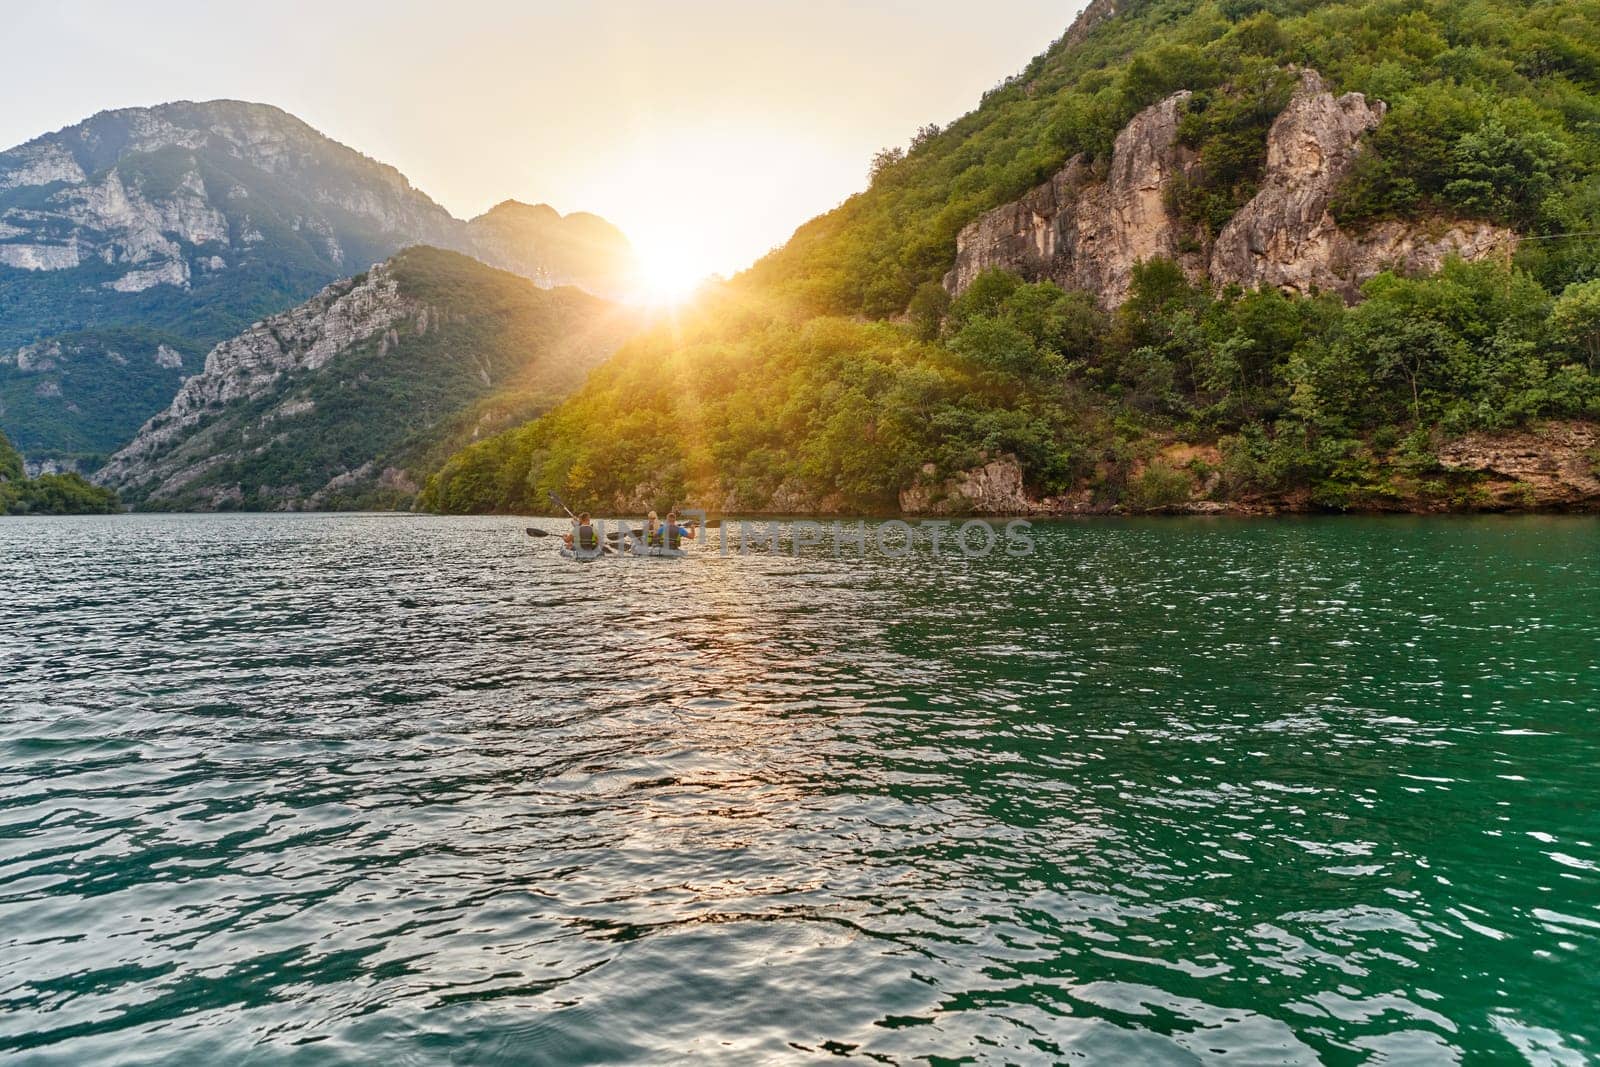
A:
[2,513,1597,1064]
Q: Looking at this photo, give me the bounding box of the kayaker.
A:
[564,513,599,552]
[648,510,696,549]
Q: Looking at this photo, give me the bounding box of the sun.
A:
[629,232,714,307]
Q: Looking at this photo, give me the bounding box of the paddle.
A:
[548,490,577,521]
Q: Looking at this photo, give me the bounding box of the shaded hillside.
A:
[423,0,1600,516]
[96,247,639,511]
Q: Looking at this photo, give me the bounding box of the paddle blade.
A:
[525,527,551,537]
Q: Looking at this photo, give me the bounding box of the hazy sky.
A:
[4,1,1084,281]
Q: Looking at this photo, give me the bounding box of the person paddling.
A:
[647,510,696,549]
[564,512,599,552]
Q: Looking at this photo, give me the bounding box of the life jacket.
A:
[575,524,598,550]
[647,522,681,549]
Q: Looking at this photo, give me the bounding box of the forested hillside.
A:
[423,0,1600,516]
[0,428,119,514]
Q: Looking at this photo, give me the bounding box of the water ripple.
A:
[1,513,1597,1064]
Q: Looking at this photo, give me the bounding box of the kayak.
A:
[625,542,687,558]
[559,545,610,561]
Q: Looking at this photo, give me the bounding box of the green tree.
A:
[950,317,1057,380]
[948,268,1024,328]
[0,429,23,484]
[907,282,952,341]
[1551,279,1600,372]
[1444,118,1569,226]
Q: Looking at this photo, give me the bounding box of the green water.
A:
[1,514,1597,1064]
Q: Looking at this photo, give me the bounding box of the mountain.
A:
[422,0,1600,517]
[465,201,635,298]
[94,247,639,511]
[0,100,637,465]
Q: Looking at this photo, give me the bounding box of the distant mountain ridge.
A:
[466,200,635,296]
[0,99,637,463]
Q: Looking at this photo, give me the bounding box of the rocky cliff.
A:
[1060,0,1120,50]
[94,247,636,510]
[0,101,637,299]
[946,70,1517,307]
[93,263,416,497]
[945,91,1201,306]
[0,101,458,297]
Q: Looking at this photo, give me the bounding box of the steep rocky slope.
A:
[946,70,1517,306]
[0,101,637,464]
[95,247,638,510]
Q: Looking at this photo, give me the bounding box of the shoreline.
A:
[12,502,1598,520]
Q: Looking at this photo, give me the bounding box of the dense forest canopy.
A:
[422,0,1600,516]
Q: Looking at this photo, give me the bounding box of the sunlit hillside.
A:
[423,0,1600,516]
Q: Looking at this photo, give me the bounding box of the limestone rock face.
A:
[899,455,1044,515]
[1335,218,1516,290]
[1072,92,1199,305]
[106,258,192,293]
[1209,71,1383,295]
[946,93,1197,306]
[95,262,415,493]
[1061,0,1120,49]
[0,243,81,271]
[0,102,637,298]
[1437,421,1600,509]
[0,102,459,292]
[23,456,86,478]
[948,69,1517,307]
[1210,71,1517,296]
[0,142,86,189]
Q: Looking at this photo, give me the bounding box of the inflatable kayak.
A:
[559,545,611,561]
[624,541,686,558]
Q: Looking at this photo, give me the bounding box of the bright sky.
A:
[4,1,1084,287]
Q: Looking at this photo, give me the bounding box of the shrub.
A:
[1124,462,1193,510]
